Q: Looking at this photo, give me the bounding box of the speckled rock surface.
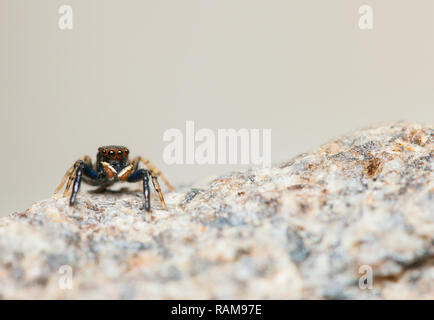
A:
[0,122,432,299]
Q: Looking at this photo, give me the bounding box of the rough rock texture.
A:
[0,122,432,299]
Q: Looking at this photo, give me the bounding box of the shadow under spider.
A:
[89,187,141,195]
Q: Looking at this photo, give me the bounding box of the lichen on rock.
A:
[0,122,432,299]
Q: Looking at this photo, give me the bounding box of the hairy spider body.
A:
[55,146,175,212]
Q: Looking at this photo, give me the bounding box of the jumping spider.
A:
[55,146,175,212]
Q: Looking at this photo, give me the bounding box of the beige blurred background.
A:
[0,0,433,216]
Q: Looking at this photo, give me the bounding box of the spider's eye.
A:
[118,150,123,155]
[125,149,129,154]
[108,150,115,156]
[101,149,106,154]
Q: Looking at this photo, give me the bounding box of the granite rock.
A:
[0,122,432,299]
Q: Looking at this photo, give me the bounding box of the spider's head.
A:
[98,145,130,162]
[97,146,131,179]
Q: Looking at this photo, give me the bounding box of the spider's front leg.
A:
[132,156,175,192]
[55,156,98,206]
[126,169,151,212]
[128,157,171,211]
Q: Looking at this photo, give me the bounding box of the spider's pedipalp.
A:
[118,164,134,181]
[100,161,117,179]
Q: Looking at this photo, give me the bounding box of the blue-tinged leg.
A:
[127,169,151,212]
[70,161,99,206]
[83,163,98,180]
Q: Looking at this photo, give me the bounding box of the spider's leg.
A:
[133,156,175,191]
[127,169,151,212]
[143,171,151,212]
[69,160,99,205]
[55,166,75,194]
[55,156,92,195]
[65,157,93,196]
[64,167,77,196]
[149,172,167,210]
[70,161,84,205]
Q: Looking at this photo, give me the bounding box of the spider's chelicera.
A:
[55,145,175,212]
